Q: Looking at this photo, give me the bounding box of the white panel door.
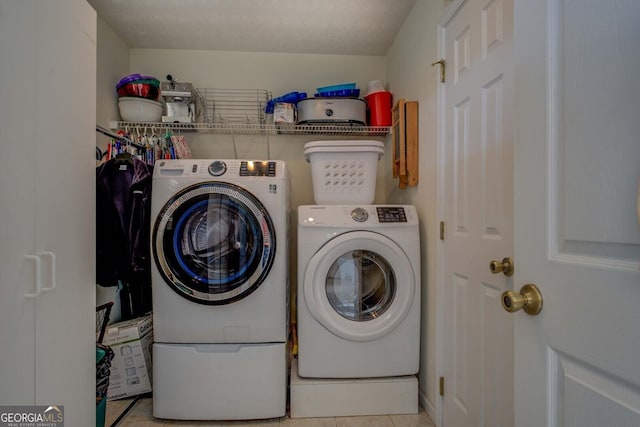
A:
[33,1,97,425]
[0,1,38,404]
[440,0,514,426]
[513,0,640,426]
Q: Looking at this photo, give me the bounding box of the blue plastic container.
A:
[316,83,357,93]
[314,89,360,98]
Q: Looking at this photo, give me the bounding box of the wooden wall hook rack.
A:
[391,99,419,189]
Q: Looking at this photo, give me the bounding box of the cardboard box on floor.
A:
[103,314,153,400]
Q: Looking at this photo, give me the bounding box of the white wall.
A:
[94,16,132,320]
[130,49,385,99]
[385,0,449,419]
[95,16,129,149]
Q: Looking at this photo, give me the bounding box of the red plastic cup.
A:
[365,91,392,126]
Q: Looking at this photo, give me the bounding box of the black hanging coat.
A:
[96,158,153,319]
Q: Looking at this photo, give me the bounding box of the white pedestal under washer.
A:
[150,159,289,420]
[296,205,420,379]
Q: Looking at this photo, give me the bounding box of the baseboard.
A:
[419,387,438,426]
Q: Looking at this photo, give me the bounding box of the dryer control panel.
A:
[299,205,418,227]
[351,207,407,223]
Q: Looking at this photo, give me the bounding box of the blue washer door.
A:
[152,181,276,305]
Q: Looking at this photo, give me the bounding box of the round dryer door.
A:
[303,231,415,342]
[153,182,276,305]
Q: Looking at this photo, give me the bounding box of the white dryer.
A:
[151,159,289,420]
[297,205,420,378]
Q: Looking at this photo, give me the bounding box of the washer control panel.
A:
[155,159,284,179]
[376,207,407,223]
[350,207,369,222]
[239,161,276,177]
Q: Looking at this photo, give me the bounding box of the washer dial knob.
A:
[208,161,227,176]
[351,207,369,222]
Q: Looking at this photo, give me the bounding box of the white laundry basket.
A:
[304,140,384,204]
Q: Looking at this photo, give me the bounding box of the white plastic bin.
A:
[304,140,384,204]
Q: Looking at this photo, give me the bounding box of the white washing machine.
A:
[151,159,289,420]
[297,204,420,379]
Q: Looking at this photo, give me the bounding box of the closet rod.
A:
[96,124,146,149]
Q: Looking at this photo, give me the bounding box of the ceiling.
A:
[87,0,417,56]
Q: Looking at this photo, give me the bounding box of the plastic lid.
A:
[303,140,384,160]
[116,74,142,89]
[304,140,384,149]
[116,74,160,89]
[367,80,385,95]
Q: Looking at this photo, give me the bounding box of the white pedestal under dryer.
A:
[150,159,289,420]
[296,204,421,379]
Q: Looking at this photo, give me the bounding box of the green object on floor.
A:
[96,345,114,427]
[96,397,107,427]
[96,347,107,427]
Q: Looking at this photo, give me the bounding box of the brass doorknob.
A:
[490,257,514,276]
[501,284,543,315]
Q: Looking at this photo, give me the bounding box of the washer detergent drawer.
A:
[152,342,287,420]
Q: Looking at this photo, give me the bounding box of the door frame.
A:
[434,2,466,426]
[435,1,494,426]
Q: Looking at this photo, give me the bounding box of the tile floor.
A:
[105,397,435,427]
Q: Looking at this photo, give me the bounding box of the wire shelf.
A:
[112,88,390,136]
[110,121,390,137]
[198,88,272,125]
[273,123,390,136]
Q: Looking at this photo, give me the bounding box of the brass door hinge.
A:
[440,221,445,240]
[439,376,445,396]
[431,59,446,83]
